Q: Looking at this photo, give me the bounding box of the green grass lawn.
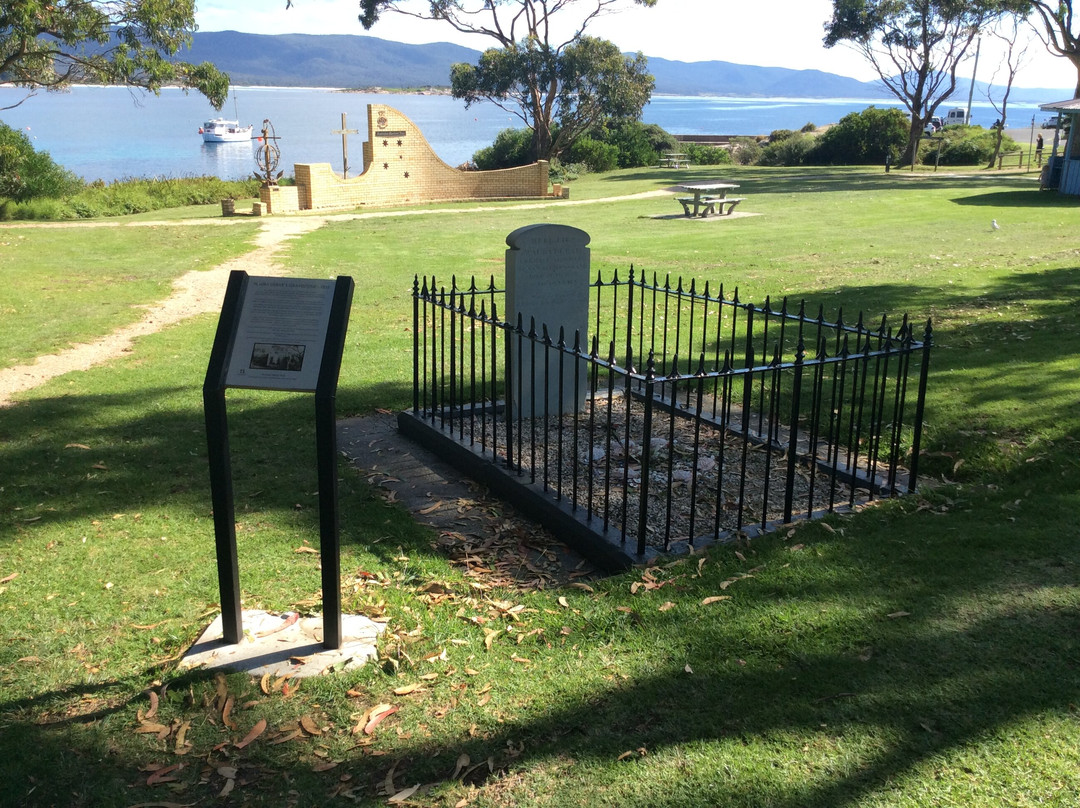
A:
[0,221,260,368]
[1,166,1078,807]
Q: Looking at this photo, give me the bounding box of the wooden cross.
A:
[333,113,359,179]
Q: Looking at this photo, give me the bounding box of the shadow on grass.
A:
[6,445,1076,806]
[3,262,1079,803]
[951,189,1080,207]
[596,166,1053,199]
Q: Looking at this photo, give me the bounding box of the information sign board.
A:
[225,277,337,391]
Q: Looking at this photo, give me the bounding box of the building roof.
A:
[1040,98,1080,112]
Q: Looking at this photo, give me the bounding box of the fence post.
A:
[449,277,458,428]
[625,266,636,373]
[906,319,933,492]
[503,313,516,471]
[412,275,420,413]
[636,352,657,557]
[741,305,755,435]
[783,340,806,523]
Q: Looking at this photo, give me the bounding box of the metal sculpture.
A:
[255,118,283,184]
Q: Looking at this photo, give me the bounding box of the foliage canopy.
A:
[809,106,910,164]
[824,0,1026,163]
[354,0,657,160]
[0,0,229,110]
[1026,1,1080,96]
[0,121,80,202]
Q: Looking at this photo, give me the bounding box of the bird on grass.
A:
[992,219,1000,230]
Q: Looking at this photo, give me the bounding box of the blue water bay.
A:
[0,85,1040,183]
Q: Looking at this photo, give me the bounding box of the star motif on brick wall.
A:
[382,140,389,147]
[397,140,403,146]
[383,163,389,169]
[403,172,410,179]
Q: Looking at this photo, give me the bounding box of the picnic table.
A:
[660,152,691,169]
[674,181,744,217]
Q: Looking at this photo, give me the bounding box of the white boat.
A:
[199,118,253,143]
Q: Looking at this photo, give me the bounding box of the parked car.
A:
[1042,115,1065,129]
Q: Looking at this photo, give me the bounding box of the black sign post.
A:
[203,270,354,649]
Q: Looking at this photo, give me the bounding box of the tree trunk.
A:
[902,119,923,167]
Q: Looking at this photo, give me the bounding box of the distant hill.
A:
[185,32,480,89]
[187,31,1070,105]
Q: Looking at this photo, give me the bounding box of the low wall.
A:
[295,105,550,212]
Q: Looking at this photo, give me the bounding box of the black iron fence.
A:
[402,269,931,565]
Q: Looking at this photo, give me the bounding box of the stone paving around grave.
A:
[338,413,593,589]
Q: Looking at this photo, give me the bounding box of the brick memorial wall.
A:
[292,105,552,213]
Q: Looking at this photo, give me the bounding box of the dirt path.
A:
[0,216,327,407]
[0,190,672,407]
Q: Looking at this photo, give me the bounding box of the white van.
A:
[944,108,968,126]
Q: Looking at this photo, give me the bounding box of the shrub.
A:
[758,132,816,166]
[685,143,733,166]
[472,127,535,170]
[599,121,674,168]
[807,106,909,165]
[920,126,1019,166]
[800,122,817,133]
[566,136,620,173]
[730,136,763,165]
[548,159,584,183]
[767,129,800,144]
[0,122,82,201]
[0,176,260,220]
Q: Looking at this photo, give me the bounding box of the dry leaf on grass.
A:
[270,728,304,745]
[134,721,170,735]
[299,715,322,736]
[145,763,182,785]
[701,596,731,605]
[221,694,236,730]
[234,719,267,749]
[389,784,421,803]
[356,703,398,735]
[145,690,159,719]
[173,721,191,754]
[451,752,471,779]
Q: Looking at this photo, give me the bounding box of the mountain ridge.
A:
[187,31,1071,106]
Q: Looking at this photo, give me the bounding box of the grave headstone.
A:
[505,224,590,418]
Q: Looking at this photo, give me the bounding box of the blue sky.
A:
[194,0,1073,91]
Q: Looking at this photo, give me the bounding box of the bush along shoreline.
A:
[0,121,260,220]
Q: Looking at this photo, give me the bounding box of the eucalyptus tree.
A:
[824,0,1025,164]
[1025,1,1080,95]
[352,0,658,160]
[0,1,228,111]
[984,16,1031,167]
